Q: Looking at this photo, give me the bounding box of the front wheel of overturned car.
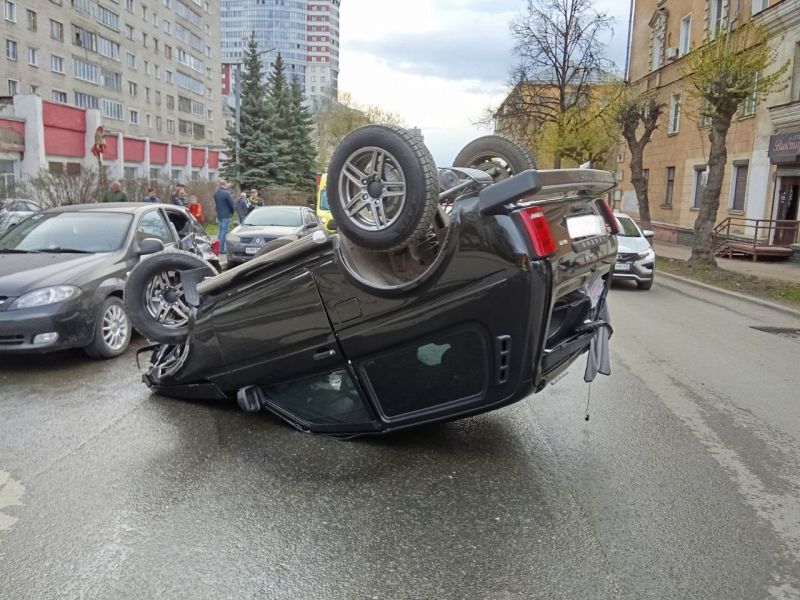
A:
[453,135,536,181]
[124,248,217,344]
[327,124,439,252]
[84,296,132,359]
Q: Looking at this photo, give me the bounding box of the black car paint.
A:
[144,188,617,436]
[0,203,213,353]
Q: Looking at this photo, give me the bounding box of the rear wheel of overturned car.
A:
[84,296,132,359]
[124,248,217,344]
[453,135,536,182]
[327,124,439,252]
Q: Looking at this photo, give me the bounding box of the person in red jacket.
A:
[188,194,204,223]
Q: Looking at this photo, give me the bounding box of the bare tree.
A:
[616,95,664,231]
[23,168,100,208]
[681,22,788,267]
[498,0,614,168]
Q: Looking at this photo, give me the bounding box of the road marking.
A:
[0,470,25,553]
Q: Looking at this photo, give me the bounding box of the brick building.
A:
[620,0,800,246]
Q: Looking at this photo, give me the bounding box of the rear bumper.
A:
[0,299,94,353]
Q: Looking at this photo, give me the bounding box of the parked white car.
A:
[0,198,41,236]
[613,212,656,290]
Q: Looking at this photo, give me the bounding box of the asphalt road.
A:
[1,277,800,600]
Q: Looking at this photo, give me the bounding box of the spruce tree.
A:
[287,78,317,192]
[265,54,293,186]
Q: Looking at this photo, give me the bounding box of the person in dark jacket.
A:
[235,192,249,224]
[169,183,187,206]
[142,187,160,203]
[214,180,236,253]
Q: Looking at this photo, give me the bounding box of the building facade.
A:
[220,0,340,113]
[620,0,800,245]
[0,0,224,186]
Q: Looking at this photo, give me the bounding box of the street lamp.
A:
[224,45,276,174]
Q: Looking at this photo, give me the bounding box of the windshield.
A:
[0,212,133,253]
[319,189,330,211]
[244,207,303,227]
[615,216,642,238]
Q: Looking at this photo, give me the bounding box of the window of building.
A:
[98,36,120,60]
[710,0,724,38]
[125,0,134,11]
[752,0,768,14]
[143,59,149,75]
[164,44,172,59]
[140,3,146,18]
[50,19,63,41]
[73,56,99,83]
[730,162,748,211]
[156,115,162,130]
[664,167,675,206]
[3,0,16,22]
[128,80,137,95]
[29,83,37,94]
[149,167,160,179]
[97,5,119,31]
[146,113,152,127]
[668,93,681,134]
[155,90,161,105]
[679,14,692,56]
[126,52,136,68]
[5,39,17,60]
[7,79,18,96]
[741,74,758,116]
[73,25,97,52]
[129,109,139,124]
[26,8,35,30]
[48,161,64,174]
[52,89,67,103]
[167,118,175,133]
[692,166,706,209]
[102,68,121,90]
[792,42,800,103]
[166,94,174,109]
[145,86,150,101]
[101,98,123,119]
[125,23,135,40]
[150,9,157,25]
[74,91,99,109]
[28,46,37,66]
[142,32,148,48]
[162,19,170,33]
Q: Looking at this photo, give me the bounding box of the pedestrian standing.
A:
[214,180,235,253]
[173,188,189,207]
[143,187,160,203]
[169,183,186,206]
[188,194,204,223]
[248,188,264,213]
[103,181,128,203]
[235,192,249,224]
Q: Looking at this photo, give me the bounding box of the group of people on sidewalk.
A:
[101,180,206,224]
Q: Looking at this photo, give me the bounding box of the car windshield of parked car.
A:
[319,189,329,211]
[616,216,642,238]
[244,207,303,227]
[0,212,133,253]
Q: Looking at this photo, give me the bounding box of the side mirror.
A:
[138,237,165,256]
[305,222,318,230]
[327,219,337,231]
[642,229,655,239]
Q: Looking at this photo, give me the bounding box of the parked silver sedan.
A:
[225,205,320,266]
[0,198,41,236]
[612,212,656,290]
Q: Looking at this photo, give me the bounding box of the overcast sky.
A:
[338,0,632,166]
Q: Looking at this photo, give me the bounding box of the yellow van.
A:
[315,173,336,232]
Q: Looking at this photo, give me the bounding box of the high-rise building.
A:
[0,0,224,181]
[220,0,340,113]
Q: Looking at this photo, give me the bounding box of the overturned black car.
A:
[124,126,618,436]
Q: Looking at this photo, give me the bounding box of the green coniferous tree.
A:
[220,37,279,189]
[265,54,293,186]
[287,78,317,192]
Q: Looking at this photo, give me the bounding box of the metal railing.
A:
[713,217,799,260]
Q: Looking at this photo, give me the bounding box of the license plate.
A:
[615,262,631,271]
[245,247,259,255]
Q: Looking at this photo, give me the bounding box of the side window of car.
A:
[136,210,174,244]
[304,210,316,225]
[360,329,488,419]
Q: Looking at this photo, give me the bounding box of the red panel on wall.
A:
[150,142,168,165]
[44,127,85,157]
[0,118,25,136]
[103,135,118,160]
[0,119,25,153]
[207,151,219,169]
[123,138,145,162]
[172,145,188,165]
[42,102,86,132]
[191,148,205,168]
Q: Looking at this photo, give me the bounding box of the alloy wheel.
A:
[101,304,129,351]
[145,271,190,329]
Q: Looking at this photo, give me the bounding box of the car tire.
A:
[254,235,299,258]
[124,248,217,344]
[327,124,438,252]
[84,296,132,359]
[453,135,536,181]
[637,275,654,290]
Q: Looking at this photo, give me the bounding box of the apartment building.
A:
[0,0,224,183]
[620,0,800,245]
[220,0,340,113]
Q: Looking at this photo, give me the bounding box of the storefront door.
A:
[775,177,799,246]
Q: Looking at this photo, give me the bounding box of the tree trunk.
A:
[628,144,652,231]
[689,113,733,267]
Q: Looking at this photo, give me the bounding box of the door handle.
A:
[313,348,336,360]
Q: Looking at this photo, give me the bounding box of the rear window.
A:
[0,212,132,252]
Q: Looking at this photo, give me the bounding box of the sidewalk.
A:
[654,241,800,284]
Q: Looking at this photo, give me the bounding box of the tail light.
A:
[596,199,619,235]
[518,206,557,257]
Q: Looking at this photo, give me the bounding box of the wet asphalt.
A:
[1,277,800,600]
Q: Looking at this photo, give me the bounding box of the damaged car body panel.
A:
[140,164,618,437]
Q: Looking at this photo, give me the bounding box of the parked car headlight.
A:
[9,285,80,310]
[638,249,655,260]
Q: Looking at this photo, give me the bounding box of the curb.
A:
[656,271,800,319]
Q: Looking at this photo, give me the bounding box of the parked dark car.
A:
[125,126,618,436]
[0,198,41,236]
[0,203,218,357]
[226,205,320,266]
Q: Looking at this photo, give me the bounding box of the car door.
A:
[135,209,177,251]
